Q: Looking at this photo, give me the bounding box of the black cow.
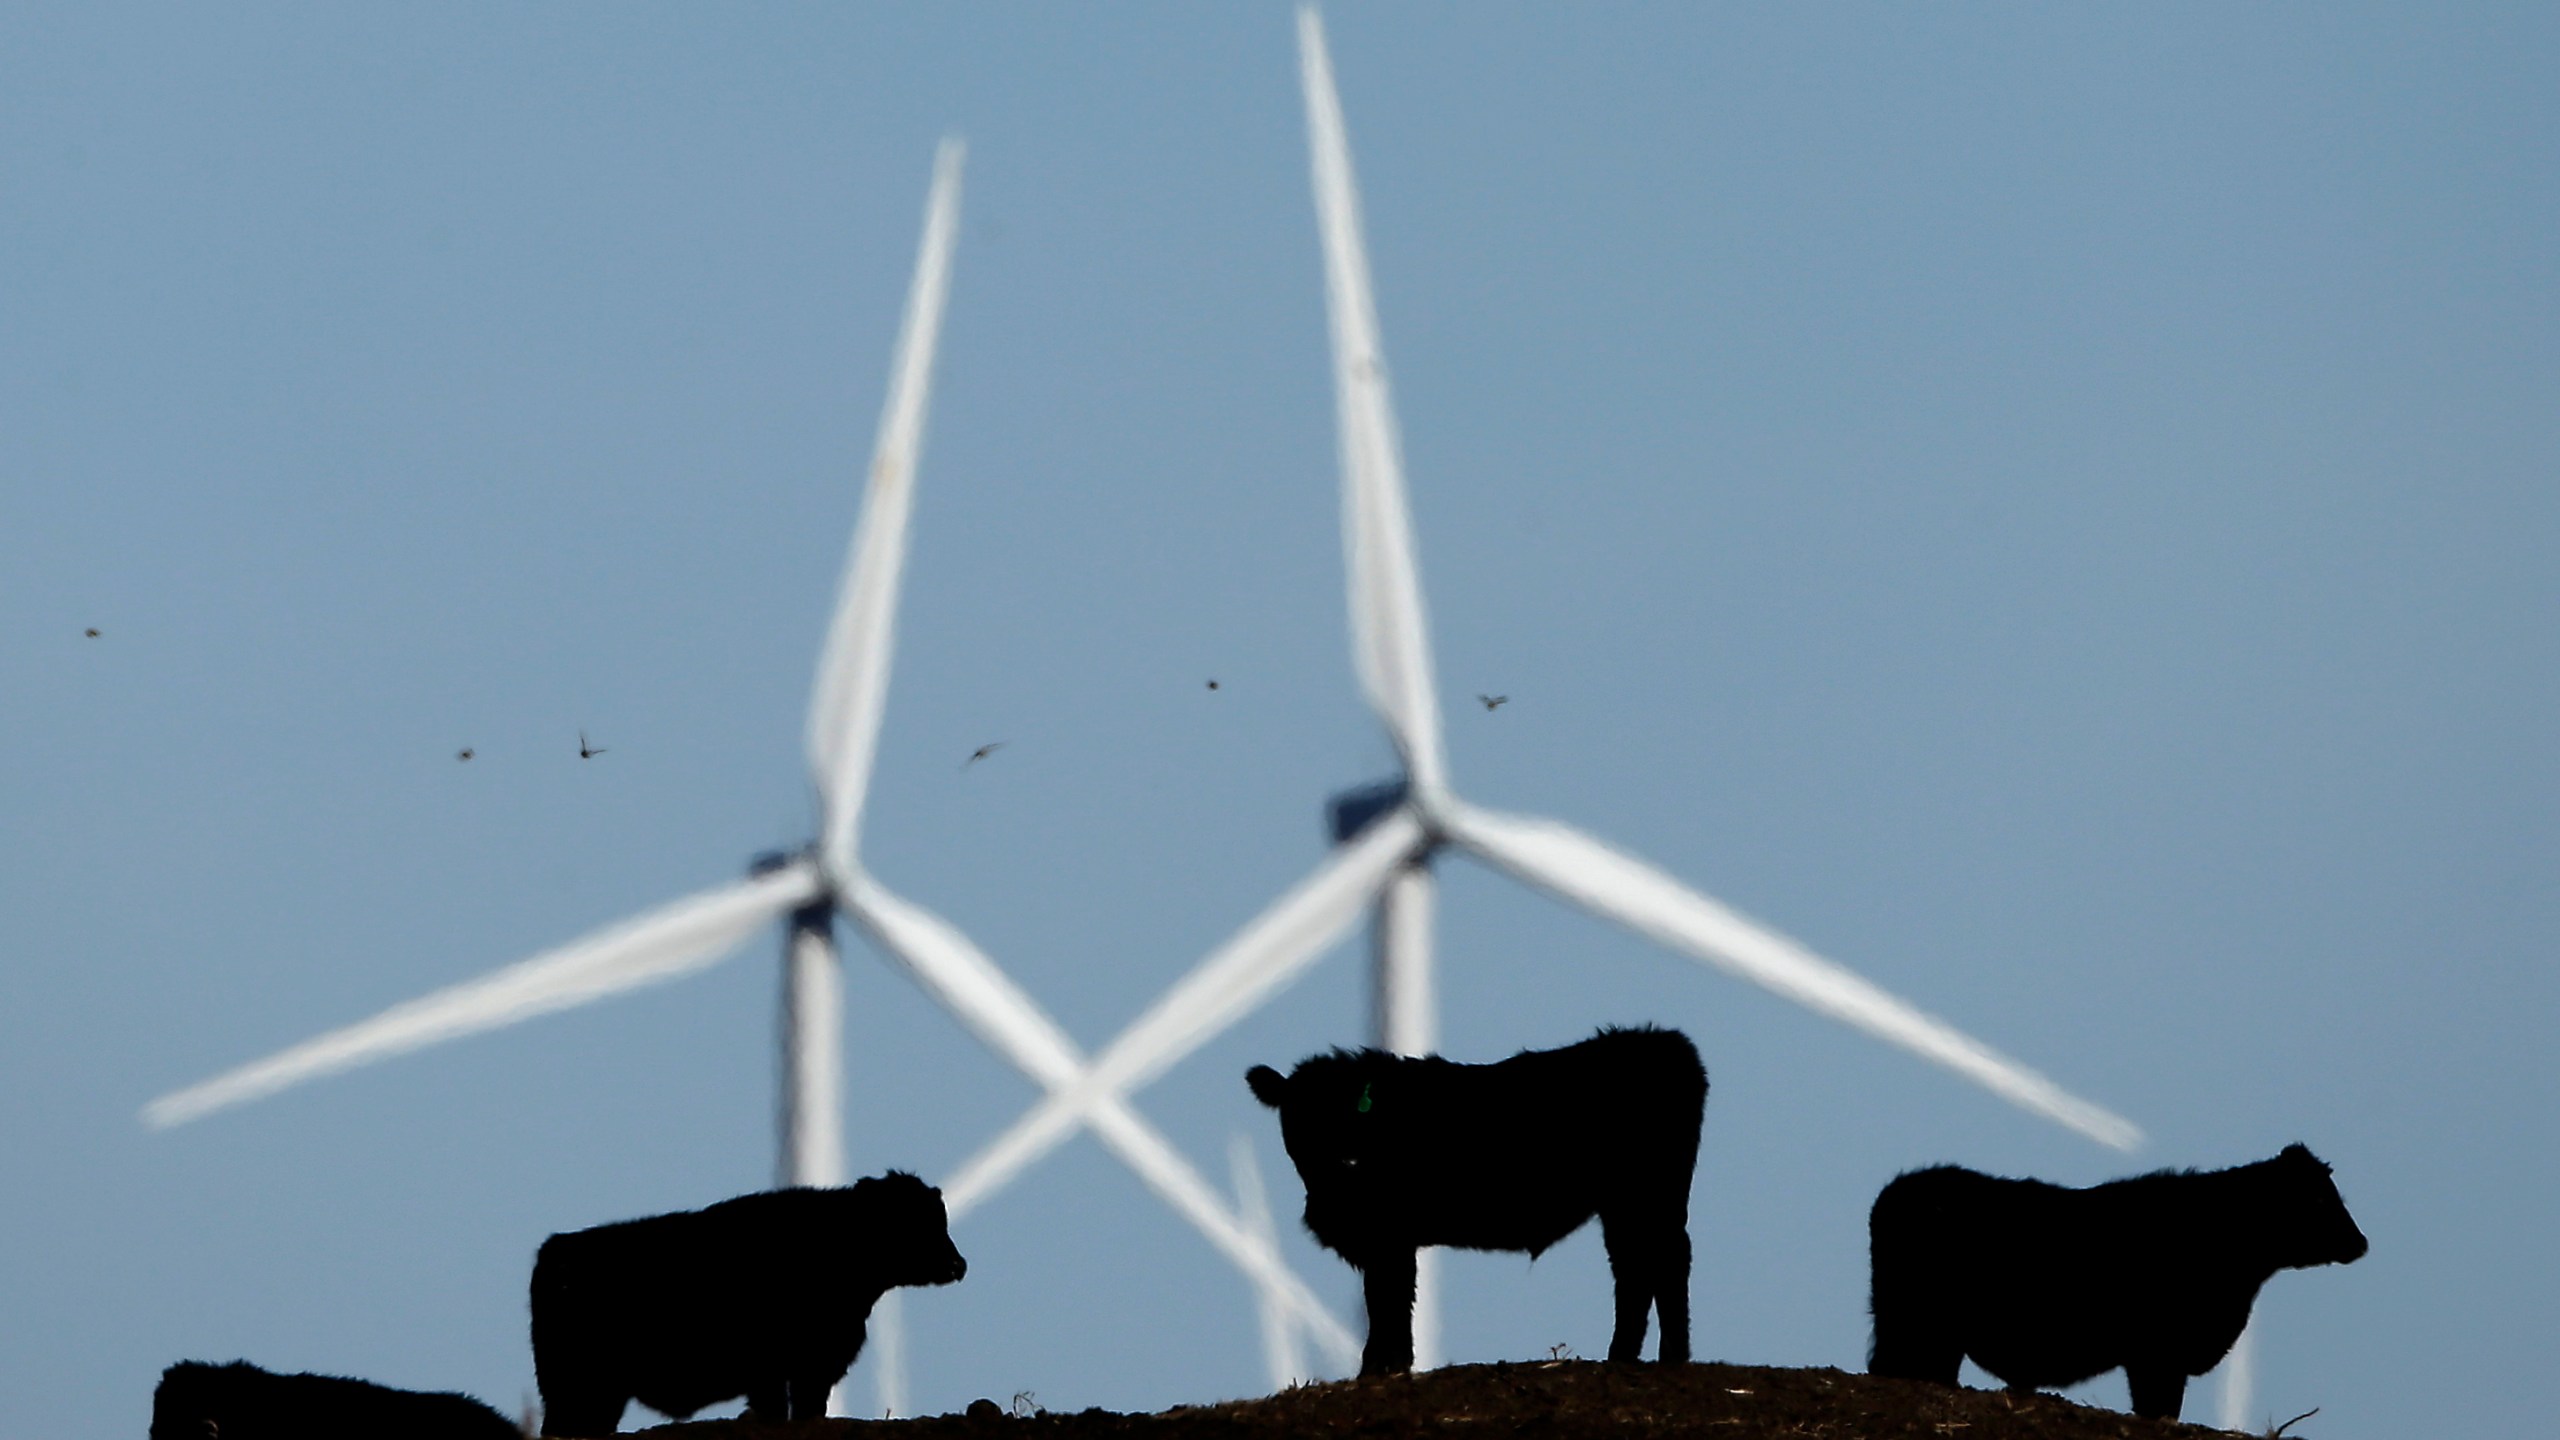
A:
[1867,1144,2368,1420]
[1246,1024,1707,1375]
[150,1360,519,1440]
[530,1172,966,1435]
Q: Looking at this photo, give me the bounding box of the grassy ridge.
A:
[643,1361,2266,1440]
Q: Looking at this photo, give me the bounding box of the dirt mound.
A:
[643,1360,2267,1440]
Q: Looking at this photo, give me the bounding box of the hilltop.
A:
[643,1361,2271,1440]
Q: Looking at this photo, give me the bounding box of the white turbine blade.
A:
[840,869,1085,1091]
[1298,7,1447,796]
[941,805,1426,1211]
[1231,1132,1312,1386]
[1442,801,2144,1151]
[144,860,824,1129]
[808,137,966,873]
[839,870,1358,1367]
[866,1291,906,1420]
[1085,1099,1361,1371]
[933,1091,1095,1217]
[839,874,1359,1367]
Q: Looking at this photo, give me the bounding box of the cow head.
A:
[854,1171,969,1288]
[2267,1143,2368,1270]
[147,1363,221,1440]
[1247,1051,1401,1254]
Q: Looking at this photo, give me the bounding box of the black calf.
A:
[1868,1144,2368,1420]
[531,1172,965,1434]
[150,1360,517,1440]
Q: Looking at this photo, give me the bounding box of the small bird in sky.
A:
[457,747,474,762]
[1206,679,1220,691]
[1477,693,1509,711]
[965,742,1006,768]
[84,627,100,638]
[579,731,607,759]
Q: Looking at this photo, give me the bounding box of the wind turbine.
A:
[942,4,2144,1372]
[142,137,1357,1407]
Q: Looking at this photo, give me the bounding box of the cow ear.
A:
[1246,1065,1288,1108]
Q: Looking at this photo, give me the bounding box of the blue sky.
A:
[3,6,2553,1436]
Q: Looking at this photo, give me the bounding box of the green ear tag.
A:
[1356,1082,1373,1114]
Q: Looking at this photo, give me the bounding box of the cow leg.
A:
[1600,1210,1687,1363]
[1653,1226,1692,1364]
[1866,1242,1960,1389]
[1867,1312,1962,1388]
[787,1367,849,1421]
[2125,1365,2188,1422]
[743,1379,787,1423]
[1357,1250,1419,1376]
[1869,1336,1963,1387]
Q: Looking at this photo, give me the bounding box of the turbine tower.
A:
[143,138,1356,1407]
[942,3,2142,1369]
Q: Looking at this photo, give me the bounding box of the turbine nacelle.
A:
[1325,777,1424,842]
[1327,778,1451,859]
[750,848,808,877]
[752,847,839,934]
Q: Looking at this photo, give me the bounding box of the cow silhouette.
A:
[150,1360,518,1440]
[531,1172,965,1434]
[1247,1024,1707,1375]
[1868,1143,2368,1420]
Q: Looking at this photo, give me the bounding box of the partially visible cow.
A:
[150,1360,519,1440]
[1246,1024,1707,1375]
[1867,1144,2368,1421]
[531,1172,966,1435]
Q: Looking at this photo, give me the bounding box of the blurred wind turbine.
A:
[2218,1315,2258,1432]
[142,138,1353,1405]
[943,4,2143,1373]
[1232,1134,1309,1387]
